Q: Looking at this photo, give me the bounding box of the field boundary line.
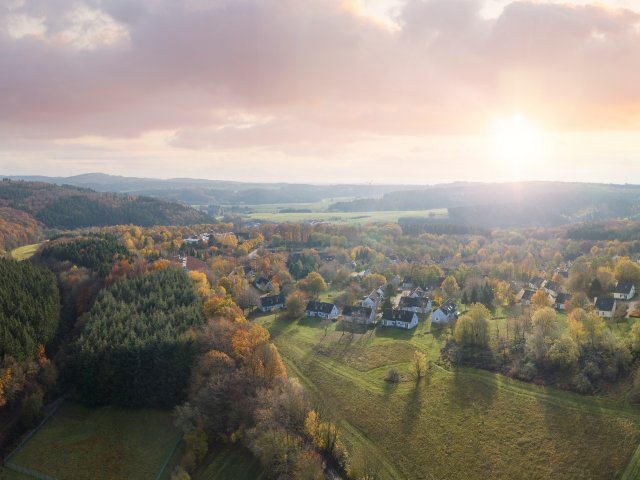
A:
[4,461,57,480]
[3,396,65,466]
[622,441,640,480]
[155,435,183,480]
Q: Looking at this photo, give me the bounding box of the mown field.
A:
[246,208,448,224]
[9,243,42,261]
[254,310,640,479]
[6,402,180,480]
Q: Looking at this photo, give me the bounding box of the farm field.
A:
[246,208,448,224]
[9,243,42,261]
[254,312,640,480]
[6,402,180,480]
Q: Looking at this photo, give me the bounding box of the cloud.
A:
[0,0,639,150]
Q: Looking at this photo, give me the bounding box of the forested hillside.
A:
[330,182,640,227]
[40,236,131,276]
[0,179,211,229]
[0,259,59,361]
[0,207,43,254]
[69,268,204,407]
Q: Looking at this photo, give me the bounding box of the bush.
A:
[571,373,593,394]
[385,368,400,383]
[510,361,537,382]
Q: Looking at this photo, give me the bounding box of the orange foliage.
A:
[231,324,270,362]
[203,295,245,322]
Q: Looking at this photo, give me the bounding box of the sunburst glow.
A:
[491,114,545,171]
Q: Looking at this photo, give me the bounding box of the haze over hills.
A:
[0,179,212,231]
[6,173,640,228]
[6,173,421,206]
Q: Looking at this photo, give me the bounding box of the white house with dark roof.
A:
[398,295,432,314]
[555,293,572,311]
[613,282,635,301]
[431,300,458,323]
[305,300,339,320]
[594,297,616,318]
[381,309,418,329]
[259,293,285,313]
[342,305,376,324]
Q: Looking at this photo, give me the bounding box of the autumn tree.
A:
[454,303,491,347]
[411,350,428,380]
[298,272,328,298]
[441,275,460,299]
[615,257,640,287]
[285,291,307,319]
[547,335,580,369]
[531,289,552,310]
[363,273,386,291]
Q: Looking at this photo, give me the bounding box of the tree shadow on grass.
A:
[401,380,424,435]
[375,326,417,341]
[449,368,498,412]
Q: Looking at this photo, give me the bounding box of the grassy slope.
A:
[9,402,180,480]
[255,313,640,480]
[9,243,41,261]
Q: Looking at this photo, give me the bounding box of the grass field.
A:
[254,312,640,479]
[7,402,180,480]
[194,446,264,480]
[9,243,42,261]
[246,208,448,224]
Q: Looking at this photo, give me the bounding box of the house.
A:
[409,287,427,298]
[254,276,273,292]
[260,294,285,313]
[613,282,636,300]
[181,255,208,272]
[516,289,536,306]
[594,297,616,318]
[342,305,376,324]
[431,300,458,324]
[402,277,414,289]
[305,301,339,320]
[381,309,418,329]
[361,291,381,310]
[555,293,572,311]
[398,296,432,314]
[527,276,544,290]
[541,280,561,297]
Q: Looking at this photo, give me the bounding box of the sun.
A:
[490,114,544,170]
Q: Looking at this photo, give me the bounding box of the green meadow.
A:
[255,311,640,479]
[246,208,448,224]
[6,402,180,480]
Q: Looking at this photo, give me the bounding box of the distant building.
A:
[260,294,285,313]
[516,289,535,306]
[398,296,432,314]
[381,309,418,329]
[613,282,636,301]
[305,301,339,320]
[431,300,458,323]
[594,297,616,318]
[555,293,572,311]
[342,305,376,324]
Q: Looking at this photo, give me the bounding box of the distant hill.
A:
[5,173,420,205]
[330,182,640,227]
[0,179,212,229]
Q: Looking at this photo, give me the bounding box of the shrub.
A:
[571,373,593,394]
[385,368,400,383]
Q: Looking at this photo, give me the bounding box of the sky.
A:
[0,0,639,185]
